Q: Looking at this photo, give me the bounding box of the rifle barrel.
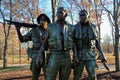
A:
[103,61,112,77]
[4,19,38,28]
[103,61,109,71]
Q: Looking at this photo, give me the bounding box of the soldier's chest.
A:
[51,25,69,37]
[82,26,89,38]
[32,29,46,42]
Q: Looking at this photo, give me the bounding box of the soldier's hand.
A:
[97,55,102,60]
[97,55,107,62]
[36,55,43,66]
[101,57,107,63]
[74,55,79,63]
[71,56,79,69]
[15,25,21,30]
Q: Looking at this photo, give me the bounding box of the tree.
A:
[0,0,42,68]
[100,0,120,71]
[0,0,12,69]
[51,0,56,22]
[102,35,113,53]
[64,0,104,41]
[4,0,42,23]
[51,0,63,22]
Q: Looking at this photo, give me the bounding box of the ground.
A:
[0,54,120,80]
[0,65,120,80]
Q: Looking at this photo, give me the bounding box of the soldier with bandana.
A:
[73,10,107,80]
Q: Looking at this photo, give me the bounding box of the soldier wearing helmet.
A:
[73,10,107,80]
[14,13,51,80]
[45,7,75,80]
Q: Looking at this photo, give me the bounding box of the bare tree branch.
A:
[100,0,113,18]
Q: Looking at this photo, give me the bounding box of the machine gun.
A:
[4,19,38,28]
[102,61,110,72]
[35,31,48,65]
[98,52,112,77]
[71,44,79,69]
[73,44,79,63]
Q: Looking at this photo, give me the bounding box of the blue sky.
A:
[39,0,112,39]
[39,0,52,21]
[101,12,112,38]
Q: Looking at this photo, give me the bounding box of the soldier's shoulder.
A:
[48,22,57,26]
[89,23,98,32]
[47,22,57,31]
[48,23,55,28]
[89,23,97,28]
[90,23,96,27]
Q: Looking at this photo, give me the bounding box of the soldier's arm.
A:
[95,39,111,72]
[36,30,49,65]
[72,26,79,62]
[95,39,106,62]
[15,25,32,43]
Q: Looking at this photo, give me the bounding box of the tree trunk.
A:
[3,39,7,69]
[51,0,56,22]
[19,42,21,64]
[3,0,12,69]
[115,23,120,71]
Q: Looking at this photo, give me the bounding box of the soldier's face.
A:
[79,12,88,22]
[57,10,66,20]
[39,16,48,29]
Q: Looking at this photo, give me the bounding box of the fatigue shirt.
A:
[47,22,75,52]
[74,22,98,60]
[22,27,47,58]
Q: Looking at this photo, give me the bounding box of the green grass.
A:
[0,65,29,73]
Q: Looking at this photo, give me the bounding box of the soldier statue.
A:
[73,10,107,80]
[45,7,75,80]
[7,14,51,80]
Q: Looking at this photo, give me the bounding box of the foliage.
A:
[3,0,42,23]
[0,0,42,68]
[0,65,29,73]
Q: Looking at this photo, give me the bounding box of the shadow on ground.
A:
[1,71,120,80]
[82,71,120,80]
[1,74,44,80]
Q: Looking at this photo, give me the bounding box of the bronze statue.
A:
[73,10,107,80]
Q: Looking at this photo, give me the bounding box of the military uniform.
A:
[45,22,75,80]
[22,27,48,80]
[13,13,51,80]
[74,22,98,80]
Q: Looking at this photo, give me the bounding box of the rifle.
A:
[71,44,79,69]
[102,61,110,72]
[98,52,112,77]
[73,44,79,63]
[35,31,48,65]
[4,19,38,28]
[95,39,111,76]
[101,54,112,76]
